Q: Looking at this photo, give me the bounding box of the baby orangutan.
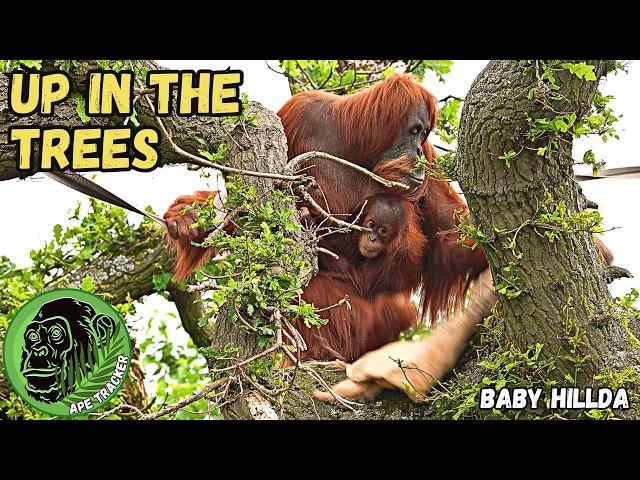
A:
[320,192,428,303]
[287,192,428,362]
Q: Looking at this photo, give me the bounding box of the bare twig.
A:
[264,60,286,76]
[315,295,350,313]
[317,247,339,259]
[300,189,372,233]
[136,81,304,182]
[439,95,464,103]
[209,346,279,375]
[92,403,144,420]
[295,60,319,90]
[284,319,308,352]
[325,77,380,92]
[187,279,223,293]
[315,198,370,240]
[285,151,410,191]
[140,377,230,420]
[433,143,454,152]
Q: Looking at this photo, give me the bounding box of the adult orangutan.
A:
[165,73,489,360]
[164,72,615,402]
[277,74,489,324]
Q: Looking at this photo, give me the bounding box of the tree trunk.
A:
[457,60,640,383]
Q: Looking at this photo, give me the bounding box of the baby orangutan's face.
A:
[358,196,404,259]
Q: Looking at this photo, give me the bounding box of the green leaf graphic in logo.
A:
[2,289,132,417]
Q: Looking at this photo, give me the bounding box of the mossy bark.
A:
[457,60,640,383]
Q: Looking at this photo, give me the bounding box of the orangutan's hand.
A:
[313,338,440,402]
[314,269,497,403]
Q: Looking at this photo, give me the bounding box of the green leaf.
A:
[53,224,62,242]
[81,275,96,293]
[19,60,43,69]
[152,272,173,292]
[74,95,90,123]
[561,62,597,81]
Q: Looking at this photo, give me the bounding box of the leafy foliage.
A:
[435,97,461,145]
[536,191,604,242]
[187,178,322,348]
[433,318,558,420]
[279,60,452,96]
[432,307,638,420]
[582,149,606,176]
[138,312,215,420]
[494,261,523,299]
[1,60,43,72]
[456,210,491,249]
[611,288,640,347]
[525,60,622,167]
[561,62,597,81]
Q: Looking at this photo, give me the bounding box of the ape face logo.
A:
[3,289,131,417]
[21,314,75,403]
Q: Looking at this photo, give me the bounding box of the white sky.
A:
[1,59,638,307]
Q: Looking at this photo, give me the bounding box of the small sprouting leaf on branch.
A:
[536,192,604,242]
[582,150,606,176]
[494,261,523,299]
[279,60,454,95]
[499,149,519,168]
[456,211,491,249]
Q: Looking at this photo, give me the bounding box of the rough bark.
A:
[62,229,172,304]
[168,285,211,348]
[457,60,640,383]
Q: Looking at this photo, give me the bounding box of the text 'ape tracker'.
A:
[5,69,244,172]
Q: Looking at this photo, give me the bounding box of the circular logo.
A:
[3,289,132,417]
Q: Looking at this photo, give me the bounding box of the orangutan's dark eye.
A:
[367,220,375,228]
[379,227,387,236]
[410,125,422,136]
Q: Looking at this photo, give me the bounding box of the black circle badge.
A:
[3,289,132,417]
